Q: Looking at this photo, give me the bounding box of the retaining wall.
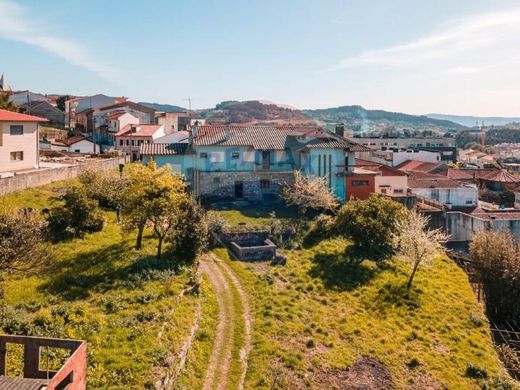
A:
[0,157,125,196]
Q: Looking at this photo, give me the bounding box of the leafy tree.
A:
[56,95,70,112]
[121,162,185,251]
[0,210,46,297]
[78,169,128,211]
[335,194,406,263]
[47,186,104,240]
[470,230,520,322]
[168,199,208,264]
[393,210,449,289]
[282,171,338,215]
[0,92,18,112]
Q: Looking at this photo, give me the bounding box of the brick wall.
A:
[0,157,125,196]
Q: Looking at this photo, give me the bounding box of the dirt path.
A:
[200,253,252,390]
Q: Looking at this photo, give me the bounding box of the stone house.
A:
[115,124,165,161]
[140,125,371,202]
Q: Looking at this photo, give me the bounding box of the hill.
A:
[199,100,313,125]
[304,105,467,132]
[427,113,520,128]
[139,101,186,113]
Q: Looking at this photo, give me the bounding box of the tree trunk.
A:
[157,236,163,259]
[407,260,420,289]
[136,224,144,249]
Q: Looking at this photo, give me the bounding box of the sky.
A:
[1,0,520,116]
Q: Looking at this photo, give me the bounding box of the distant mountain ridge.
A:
[139,102,186,113]
[303,105,467,132]
[426,113,520,128]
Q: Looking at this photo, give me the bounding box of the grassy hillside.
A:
[0,181,201,388]
[216,238,511,389]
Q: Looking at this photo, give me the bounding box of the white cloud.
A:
[338,8,520,69]
[0,0,119,81]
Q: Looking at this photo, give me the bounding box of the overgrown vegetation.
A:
[0,171,209,387]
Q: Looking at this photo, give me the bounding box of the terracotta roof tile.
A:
[408,172,463,189]
[140,143,189,155]
[115,124,162,137]
[0,109,48,122]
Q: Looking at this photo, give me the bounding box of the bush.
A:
[481,375,516,390]
[46,186,104,240]
[496,344,520,380]
[335,194,407,263]
[465,363,488,379]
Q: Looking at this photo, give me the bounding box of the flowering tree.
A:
[393,210,449,289]
[281,171,338,214]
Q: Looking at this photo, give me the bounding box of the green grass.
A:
[209,203,297,228]
[216,239,513,389]
[0,181,202,388]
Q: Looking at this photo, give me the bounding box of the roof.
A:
[395,160,441,173]
[471,209,520,220]
[0,376,49,390]
[140,143,189,156]
[192,125,371,151]
[0,109,48,122]
[154,131,190,143]
[408,172,464,189]
[446,168,520,183]
[97,101,155,114]
[115,124,162,137]
[105,110,130,120]
[355,159,407,176]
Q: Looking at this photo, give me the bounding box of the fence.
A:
[0,157,125,196]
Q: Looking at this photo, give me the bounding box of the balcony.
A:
[0,335,87,390]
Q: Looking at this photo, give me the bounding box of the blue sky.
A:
[1,0,519,116]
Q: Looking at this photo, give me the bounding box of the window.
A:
[119,140,123,146]
[10,151,23,161]
[74,149,80,153]
[9,125,23,135]
[213,177,221,183]
[260,179,270,189]
[209,151,225,163]
[131,140,135,146]
[351,180,369,186]
[126,139,129,146]
[200,152,208,158]
[394,189,404,194]
[380,188,387,194]
[466,200,474,205]
[231,152,240,159]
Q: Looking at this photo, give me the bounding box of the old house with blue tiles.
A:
[140,125,370,202]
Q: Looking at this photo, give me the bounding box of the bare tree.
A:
[393,210,449,289]
[281,171,338,214]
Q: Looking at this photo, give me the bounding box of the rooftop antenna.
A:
[183,97,193,124]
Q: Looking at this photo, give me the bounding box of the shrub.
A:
[335,194,407,263]
[481,375,516,390]
[465,363,488,379]
[496,344,520,380]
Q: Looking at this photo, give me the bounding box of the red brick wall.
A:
[345,174,376,200]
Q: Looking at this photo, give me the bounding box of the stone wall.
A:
[229,239,277,261]
[0,157,125,196]
[197,170,293,201]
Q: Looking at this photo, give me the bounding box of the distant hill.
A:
[139,102,186,113]
[427,113,520,128]
[199,100,313,125]
[304,105,467,132]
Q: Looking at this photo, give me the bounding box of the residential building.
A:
[350,136,457,162]
[18,100,65,127]
[357,149,441,167]
[49,136,99,154]
[515,192,520,209]
[155,111,192,133]
[355,159,408,196]
[65,94,126,130]
[140,125,371,202]
[115,124,166,161]
[407,171,478,207]
[442,168,520,192]
[0,109,48,173]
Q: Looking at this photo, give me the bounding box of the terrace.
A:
[0,335,86,390]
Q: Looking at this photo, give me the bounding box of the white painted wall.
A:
[410,186,478,207]
[69,139,96,154]
[0,121,38,173]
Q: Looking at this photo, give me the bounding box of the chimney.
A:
[131,125,137,133]
[224,127,230,140]
[335,123,345,137]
